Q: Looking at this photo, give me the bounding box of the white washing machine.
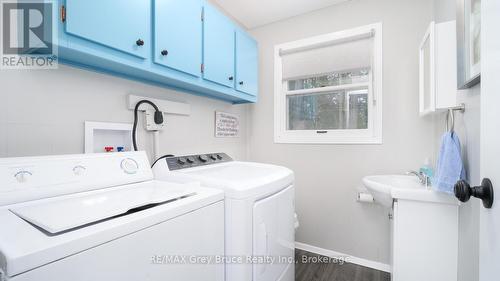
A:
[0,152,225,281]
[152,153,295,281]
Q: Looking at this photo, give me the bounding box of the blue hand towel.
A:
[433,132,466,194]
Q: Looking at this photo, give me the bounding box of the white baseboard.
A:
[295,242,391,273]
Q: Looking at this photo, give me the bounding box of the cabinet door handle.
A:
[136,39,145,46]
[228,76,234,81]
[239,81,244,85]
[161,50,168,56]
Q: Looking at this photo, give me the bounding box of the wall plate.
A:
[145,110,164,131]
[128,95,190,116]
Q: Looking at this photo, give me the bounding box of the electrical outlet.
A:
[145,110,165,131]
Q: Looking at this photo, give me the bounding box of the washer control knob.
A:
[121,158,139,174]
[216,154,223,160]
[199,155,208,162]
[73,165,86,176]
[210,155,217,161]
[186,157,195,164]
[177,158,187,165]
[15,171,32,183]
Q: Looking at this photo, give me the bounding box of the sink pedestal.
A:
[391,198,458,281]
[362,175,459,281]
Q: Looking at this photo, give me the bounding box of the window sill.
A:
[274,135,383,145]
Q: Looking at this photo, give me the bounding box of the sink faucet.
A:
[406,170,431,187]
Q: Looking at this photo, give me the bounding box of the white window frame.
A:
[274,23,383,144]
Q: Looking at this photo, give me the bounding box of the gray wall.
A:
[433,1,480,281]
[248,0,435,264]
[431,86,480,281]
[0,65,249,161]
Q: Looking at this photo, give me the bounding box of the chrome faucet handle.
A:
[405,170,428,185]
[423,174,431,187]
[405,170,422,177]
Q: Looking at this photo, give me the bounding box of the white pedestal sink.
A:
[362,174,459,281]
[362,175,458,208]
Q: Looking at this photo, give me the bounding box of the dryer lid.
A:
[175,162,294,199]
[10,181,196,234]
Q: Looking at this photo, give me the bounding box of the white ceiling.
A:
[211,0,350,29]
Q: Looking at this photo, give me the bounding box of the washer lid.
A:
[175,162,294,199]
[0,180,223,277]
[10,181,196,234]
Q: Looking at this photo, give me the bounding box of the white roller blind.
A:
[281,35,373,81]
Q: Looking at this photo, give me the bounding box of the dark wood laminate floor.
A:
[295,249,391,281]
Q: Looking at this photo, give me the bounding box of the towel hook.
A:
[446,109,454,132]
[445,103,466,132]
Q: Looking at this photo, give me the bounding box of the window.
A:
[274,23,383,144]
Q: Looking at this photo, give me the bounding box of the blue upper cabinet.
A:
[58,1,257,103]
[65,0,149,59]
[203,5,236,88]
[235,31,258,96]
[154,0,202,77]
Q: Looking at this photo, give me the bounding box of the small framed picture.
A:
[457,0,481,89]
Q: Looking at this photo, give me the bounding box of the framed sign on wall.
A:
[214,111,239,138]
[457,0,481,89]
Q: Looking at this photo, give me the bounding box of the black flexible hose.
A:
[133,100,162,151]
[151,154,175,167]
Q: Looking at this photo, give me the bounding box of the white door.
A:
[479,1,500,280]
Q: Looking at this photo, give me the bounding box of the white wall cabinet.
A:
[419,21,458,116]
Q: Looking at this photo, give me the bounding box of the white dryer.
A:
[0,152,224,281]
[152,153,295,281]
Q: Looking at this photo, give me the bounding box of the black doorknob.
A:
[454,178,494,208]
[239,81,244,85]
[228,76,234,81]
[136,39,144,46]
[161,50,168,56]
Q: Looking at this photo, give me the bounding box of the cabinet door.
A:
[203,5,235,88]
[65,0,149,59]
[418,22,436,115]
[435,21,457,110]
[154,0,202,77]
[236,31,258,96]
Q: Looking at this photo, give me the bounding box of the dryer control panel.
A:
[165,153,232,170]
